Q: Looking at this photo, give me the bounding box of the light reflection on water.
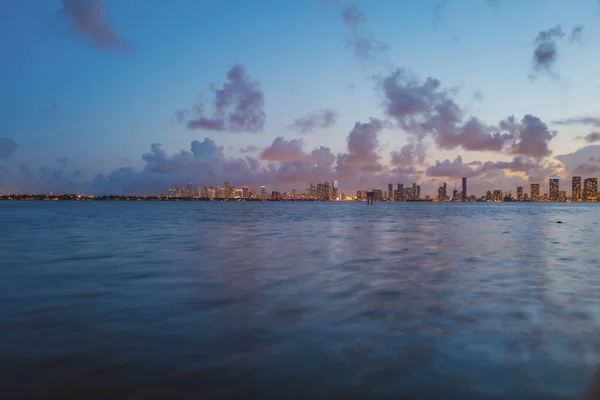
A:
[0,201,599,399]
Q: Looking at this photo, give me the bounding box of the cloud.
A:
[341,3,366,28]
[531,25,565,78]
[186,64,266,133]
[473,91,484,102]
[390,142,426,168]
[261,137,307,162]
[0,138,17,159]
[340,119,384,169]
[239,145,259,154]
[498,114,556,158]
[379,68,512,152]
[572,163,600,175]
[288,109,338,133]
[61,0,131,52]
[338,3,390,62]
[569,25,583,43]
[553,116,600,127]
[426,156,480,178]
[348,37,390,61]
[576,132,600,143]
[555,145,600,176]
[379,68,556,157]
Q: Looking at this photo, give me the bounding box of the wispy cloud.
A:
[289,109,338,133]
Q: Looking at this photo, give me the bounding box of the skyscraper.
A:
[516,186,523,202]
[260,185,267,200]
[323,181,331,201]
[398,184,404,201]
[388,184,393,202]
[224,181,232,199]
[416,185,421,200]
[462,177,467,202]
[332,181,339,201]
[242,186,249,199]
[493,189,502,202]
[530,184,540,202]
[549,178,559,202]
[412,183,417,200]
[572,176,582,202]
[584,178,598,202]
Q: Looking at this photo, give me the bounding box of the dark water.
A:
[1,201,600,399]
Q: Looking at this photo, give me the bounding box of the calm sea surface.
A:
[1,201,600,399]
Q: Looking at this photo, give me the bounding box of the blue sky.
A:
[1,0,600,195]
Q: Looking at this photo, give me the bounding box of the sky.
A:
[1,0,600,197]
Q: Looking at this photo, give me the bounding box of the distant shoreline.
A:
[0,195,595,203]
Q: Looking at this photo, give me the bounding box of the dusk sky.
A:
[2,0,600,196]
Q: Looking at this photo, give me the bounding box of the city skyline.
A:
[2,1,600,196]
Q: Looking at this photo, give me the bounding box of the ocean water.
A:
[1,201,600,399]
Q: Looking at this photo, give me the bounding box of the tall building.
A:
[260,185,267,200]
[530,184,540,202]
[223,181,232,199]
[462,177,467,202]
[452,189,459,201]
[332,181,339,201]
[387,184,393,201]
[549,178,559,202]
[572,176,582,202]
[242,186,249,199]
[559,191,566,202]
[397,184,404,201]
[493,189,502,202]
[486,190,492,202]
[323,181,331,201]
[412,183,417,200]
[404,187,413,200]
[356,190,362,201]
[584,178,598,202]
[516,186,523,202]
[416,185,421,200]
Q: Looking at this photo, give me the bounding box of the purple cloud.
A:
[572,163,600,175]
[261,137,306,162]
[61,0,131,52]
[576,132,600,143]
[531,25,565,77]
[289,109,338,133]
[426,156,480,179]
[0,138,17,159]
[341,119,384,169]
[390,142,426,168]
[186,64,266,133]
[499,114,556,158]
[555,145,600,176]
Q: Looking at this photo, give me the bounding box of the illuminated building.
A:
[493,189,502,202]
[242,186,249,199]
[572,176,582,202]
[332,181,339,201]
[412,183,417,200]
[388,184,393,201]
[462,177,467,202]
[559,191,566,202]
[292,189,297,200]
[397,184,404,201]
[530,184,540,202]
[323,181,331,201]
[549,178,559,202]
[261,186,267,200]
[486,190,492,201]
[416,185,421,200]
[271,191,282,200]
[516,187,523,201]
[374,189,383,202]
[404,187,412,200]
[356,190,362,201]
[584,178,598,202]
[223,181,232,199]
[452,189,459,201]
[523,193,528,202]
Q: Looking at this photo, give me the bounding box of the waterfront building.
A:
[516,186,523,202]
[584,178,598,202]
[530,184,540,202]
[572,176,582,202]
[549,178,559,202]
[462,177,467,202]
